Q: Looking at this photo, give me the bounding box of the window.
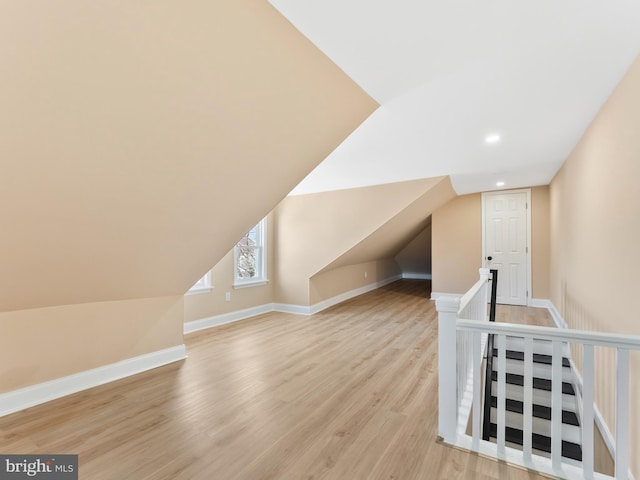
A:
[234,218,267,287]
[186,271,212,295]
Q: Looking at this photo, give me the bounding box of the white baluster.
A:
[523,336,533,463]
[472,330,481,450]
[615,348,629,480]
[582,344,594,480]
[551,340,563,470]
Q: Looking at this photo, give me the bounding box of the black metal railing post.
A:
[482,269,498,441]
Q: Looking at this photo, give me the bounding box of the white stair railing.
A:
[437,272,640,480]
[437,268,490,445]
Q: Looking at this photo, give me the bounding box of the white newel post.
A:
[436,295,461,444]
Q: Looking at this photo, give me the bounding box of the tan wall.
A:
[0,0,376,393]
[395,223,432,276]
[0,296,184,393]
[432,194,483,294]
[275,177,454,305]
[184,214,275,323]
[0,0,376,312]
[531,186,550,299]
[549,54,640,476]
[432,187,550,297]
[309,259,402,305]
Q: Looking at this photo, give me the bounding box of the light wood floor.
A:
[0,280,554,479]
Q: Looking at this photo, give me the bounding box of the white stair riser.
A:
[504,337,571,357]
[490,408,581,444]
[497,358,574,382]
[491,381,577,411]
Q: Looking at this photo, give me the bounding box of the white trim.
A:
[481,188,532,307]
[458,320,640,350]
[186,271,212,295]
[185,286,213,296]
[541,300,620,475]
[402,272,432,280]
[0,345,187,418]
[233,280,269,289]
[547,300,568,329]
[430,291,461,300]
[568,351,619,475]
[528,298,551,309]
[308,274,402,314]
[186,274,406,329]
[184,304,275,334]
[509,299,632,477]
[234,217,267,286]
[273,303,312,316]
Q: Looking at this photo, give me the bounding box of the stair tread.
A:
[489,396,580,426]
[488,423,582,461]
[492,349,571,368]
[490,371,576,395]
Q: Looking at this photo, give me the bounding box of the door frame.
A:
[481,188,532,306]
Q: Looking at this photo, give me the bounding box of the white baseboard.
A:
[308,274,403,314]
[0,345,187,418]
[273,303,312,315]
[402,273,432,280]
[544,300,568,329]
[187,274,405,326]
[528,298,551,309]
[184,304,275,334]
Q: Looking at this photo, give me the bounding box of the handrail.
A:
[457,276,488,315]
[456,320,640,350]
[482,269,498,441]
[438,268,639,480]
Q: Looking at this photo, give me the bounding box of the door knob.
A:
[486,256,493,261]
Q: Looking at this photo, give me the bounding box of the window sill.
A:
[233,280,268,289]
[185,287,213,296]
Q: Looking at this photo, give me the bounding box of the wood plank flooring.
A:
[0,280,552,479]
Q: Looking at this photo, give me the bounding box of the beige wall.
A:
[432,187,550,297]
[395,223,432,276]
[0,0,376,393]
[275,177,455,306]
[309,259,402,305]
[531,186,550,299]
[549,54,640,476]
[0,0,376,312]
[432,194,483,294]
[0,296,184,393]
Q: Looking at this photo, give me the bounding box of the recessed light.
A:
[496,181,505,187]
[485,134,500,144]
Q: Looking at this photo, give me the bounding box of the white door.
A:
[483,191,529,306]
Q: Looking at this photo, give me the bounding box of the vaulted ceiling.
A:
[271,0,640,195]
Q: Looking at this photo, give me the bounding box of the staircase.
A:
[437,267,640,480]
[485,337,583,463]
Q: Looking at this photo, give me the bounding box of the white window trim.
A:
[186,271,213,295]
[233,218,267,288]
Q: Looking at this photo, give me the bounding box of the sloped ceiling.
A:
[316,179,453,274]
[271,0,640,195]
[274,177,454,305]
[0,0,376,311]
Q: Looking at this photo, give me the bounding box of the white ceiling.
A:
[269,0,640,195]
